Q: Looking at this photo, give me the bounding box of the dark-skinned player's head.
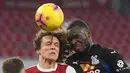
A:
[67,19,93,52]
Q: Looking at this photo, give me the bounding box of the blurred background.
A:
[0,0,130,72]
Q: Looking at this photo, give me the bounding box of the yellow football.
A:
[35,3,64,31]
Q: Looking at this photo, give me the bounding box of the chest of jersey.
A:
[78,54,112,73]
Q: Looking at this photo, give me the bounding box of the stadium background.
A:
[0,0,130,72]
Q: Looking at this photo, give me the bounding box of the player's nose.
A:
[71,39,79,44]
[50,44,56,50]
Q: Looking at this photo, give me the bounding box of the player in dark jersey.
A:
[26,30,76,73]
[66,19,130,73]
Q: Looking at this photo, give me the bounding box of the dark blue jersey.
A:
[66,44,130,73]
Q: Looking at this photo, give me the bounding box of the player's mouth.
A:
[50,52,56,55]
[74,42,83,50]
[75,45,83,50]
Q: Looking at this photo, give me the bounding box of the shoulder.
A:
[26,65,37,72]
[91,44,119,55]
[92,44,123,59]
[101,46,120,56]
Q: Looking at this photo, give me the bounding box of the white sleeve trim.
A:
[66,65,76,73]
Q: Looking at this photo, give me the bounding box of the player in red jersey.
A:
[26,29,76,73]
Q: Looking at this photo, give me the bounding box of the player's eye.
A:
[45,42,51,45]
[68,34,79,41]
[54,42,59,47]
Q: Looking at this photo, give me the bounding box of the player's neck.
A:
[39,57,56,69]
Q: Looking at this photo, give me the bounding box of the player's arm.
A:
[103,50,130,73]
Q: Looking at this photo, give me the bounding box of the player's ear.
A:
[88,31,91,38]
[85,30,91,38]
[36,50,41,55]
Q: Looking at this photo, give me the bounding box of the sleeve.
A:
[103,49,130,73]
[66,65,76,73]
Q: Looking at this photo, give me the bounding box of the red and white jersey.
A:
[26,63,76,73]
